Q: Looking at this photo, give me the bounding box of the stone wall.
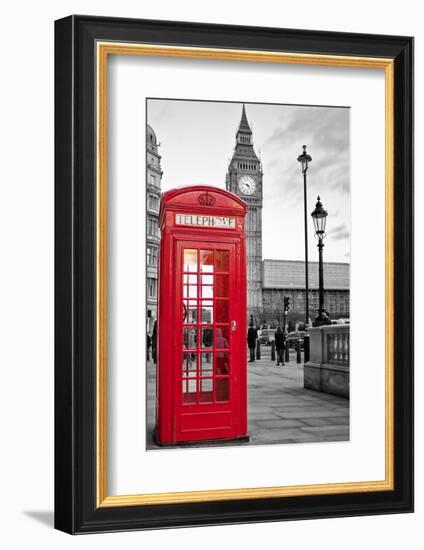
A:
[304,325,350,398]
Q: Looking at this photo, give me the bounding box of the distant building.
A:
[146,124,163,333]
[262,259,350,325]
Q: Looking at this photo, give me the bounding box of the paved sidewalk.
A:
[247,352,349,446]
[146,349,349,449]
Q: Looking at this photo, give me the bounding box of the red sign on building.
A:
[156,186,248,445]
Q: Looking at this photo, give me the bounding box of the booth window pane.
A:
[201,327,213,349]
[201,274,213,285]
[215,328,230,350]
[183,327,197,350]
[215,274,229,297]
[199,378,213,403]
[200,250,214,273]
[200,301,213,323]
[183,301,197,324]
[215,351,230,375]
[215,250,229,272]
[183,249,197,272]
[199,352,213,376]
[183,274,197,285]
[215,300,229,323]
[182,352,197,376]
[184,285,197,298]
[182,378,197,404]
[215,378,229,402]
[201,285,213,298]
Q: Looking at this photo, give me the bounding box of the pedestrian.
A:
[247,319,258,362]
[146,332,151,361]
[275,325,285,366]
[151,320,157,364]
[215,328,229,374]
[202,327,213,362]
[188,327,197,361]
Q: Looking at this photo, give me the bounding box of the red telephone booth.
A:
[156,186,248,445]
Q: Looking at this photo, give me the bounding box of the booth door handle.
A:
[231,320,237,332]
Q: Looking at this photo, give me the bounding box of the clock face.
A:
[238,175,256,196]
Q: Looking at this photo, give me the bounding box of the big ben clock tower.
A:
[226,104,263,320]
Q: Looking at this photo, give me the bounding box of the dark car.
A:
[286,331,306,350]
[258,329,276,346]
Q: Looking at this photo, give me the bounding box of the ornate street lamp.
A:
[311,196,331,326]
[297,145,312,328]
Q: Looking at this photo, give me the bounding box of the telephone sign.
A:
[175,213,236,229]
[156,186,248,445]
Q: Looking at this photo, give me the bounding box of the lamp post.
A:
[311,196,331,326]
[297,145,312,329]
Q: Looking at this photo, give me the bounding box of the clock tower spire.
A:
[226,104,263,322]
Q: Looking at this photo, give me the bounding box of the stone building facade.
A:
[262,259,350,326]
[146,124,163,334]
[225,104,263,320]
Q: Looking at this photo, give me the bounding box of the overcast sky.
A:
[147,99,350,263]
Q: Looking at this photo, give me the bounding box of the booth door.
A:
[176,241,239,442]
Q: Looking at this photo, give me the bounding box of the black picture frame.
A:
[55,15,413,534]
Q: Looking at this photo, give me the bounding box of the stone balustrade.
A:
[304,324,350,398]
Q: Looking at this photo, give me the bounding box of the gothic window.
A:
[147,246,158,266]
[147,278,157,298]
[148,218,158,237]
[148,194,159,212]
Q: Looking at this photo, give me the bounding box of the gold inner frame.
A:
[96,42,395,508]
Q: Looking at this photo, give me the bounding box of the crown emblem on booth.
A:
[197,191,216,207]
